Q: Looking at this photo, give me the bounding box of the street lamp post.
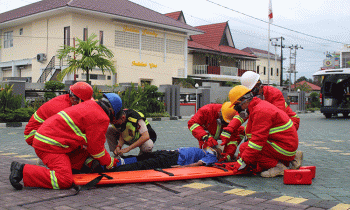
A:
[195,83,199,113]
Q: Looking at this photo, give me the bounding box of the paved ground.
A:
[1,111,350,209]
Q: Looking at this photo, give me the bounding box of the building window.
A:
[271,68,273,76]
[257,66,260,74]
[83,28,88,41]
[4,31,13,48]
[19,28,23,35]
[263,67,266,75]
[99,31,104,45]
[277,68,279,76]
[64,27,70,47]
[107,75,111,80]
[206,56,220,66]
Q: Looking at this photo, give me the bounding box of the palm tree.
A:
[56,34,116,83]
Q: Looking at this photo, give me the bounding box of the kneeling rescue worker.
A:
[24,81,93,146]
[9,93,123,190]
[226,85,299,177]
[188,102,244,161]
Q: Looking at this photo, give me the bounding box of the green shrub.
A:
[44,81,65,100]
[118,83,165,116]
[93,85,103,100]
[0,84,23,113]
[0,107,35,122]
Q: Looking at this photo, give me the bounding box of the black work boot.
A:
[9,161,25,190]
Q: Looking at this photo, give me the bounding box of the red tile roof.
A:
[0,0,201,33]
[165,11,182,21]
[191,22,227,48]
[189,22,256,58]
[291,81,321,91]
[242,47,277,57]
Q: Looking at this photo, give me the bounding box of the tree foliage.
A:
[119,83,165,116]
[56,34,116,83]
[44,81,65,100]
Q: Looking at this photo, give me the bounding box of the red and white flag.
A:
[268,0,273,23]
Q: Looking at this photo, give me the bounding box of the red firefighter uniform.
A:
[237,97,299,170]
[22,100,118,189]
[224,85,300,135]
[188,104,244,160]
[24,94,72,146]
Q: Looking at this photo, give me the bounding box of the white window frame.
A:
[4,31,13,48]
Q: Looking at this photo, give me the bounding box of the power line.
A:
[205,0,347,45]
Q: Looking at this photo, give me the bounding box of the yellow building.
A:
[242,47,282,86]
[0,0,202,86]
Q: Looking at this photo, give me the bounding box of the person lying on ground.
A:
[86,146,223,173]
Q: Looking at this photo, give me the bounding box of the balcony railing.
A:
[193,65,239,76]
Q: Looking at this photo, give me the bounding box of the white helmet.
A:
[241,71,260,90]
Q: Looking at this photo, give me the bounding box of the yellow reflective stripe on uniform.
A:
[267,140,296,156]
[106,157,114,169]
[292,114,299,118]
[24,130,37,140]
[246,133,252,139]
[285,102,288,108]
[58,111,87,143]
[128,117,137,123]
[33,111,44,123]
[190,123,200,132]
[221,131,231,138]
[145,119,150,125]
[237,158,244,166]
[227,141,238,146]
[233,115,244,124]
[92,150,105,159]
[269,119,293,135]
[214,124,222,140]
[137,111,145,118]
[35,132,69,148]
[50,170,59,189]
[84,157,94,165]
[248,141,263,151]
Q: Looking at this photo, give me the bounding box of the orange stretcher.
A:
[73,166,234,185]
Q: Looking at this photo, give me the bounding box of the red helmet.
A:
[69,82,93,101]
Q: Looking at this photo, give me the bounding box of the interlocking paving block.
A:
[273,196,294,202]
[182,183,212,189]
[224,188,256,196]
[247,192,281,200]
[330,203,350,210]
[285,197,309,204]
[311,200,341,209]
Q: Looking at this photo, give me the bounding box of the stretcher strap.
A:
[154,168,174,176]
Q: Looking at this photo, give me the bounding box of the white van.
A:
[313,68,350,118]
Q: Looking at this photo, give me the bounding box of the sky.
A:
[1,0,350,81]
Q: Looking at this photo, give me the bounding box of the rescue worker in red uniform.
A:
[9,93,122,190]
[24,81,93,146]
[188,102,244,162]
[240,71,300,130]
[224,85,299,177]
[221,71,302,169]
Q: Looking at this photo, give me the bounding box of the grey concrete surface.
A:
[1,112,350,209]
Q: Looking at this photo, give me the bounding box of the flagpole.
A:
[267,0,273,86]
[267,22,271,86]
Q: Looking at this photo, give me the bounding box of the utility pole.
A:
[270,37,285,86]
[286,44,303,92]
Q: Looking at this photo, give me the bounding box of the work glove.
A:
[220,130,232,146]
[203,137,218,149]
[218,153,232,162]
[105,157,120,170]
[198,140,205,149]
